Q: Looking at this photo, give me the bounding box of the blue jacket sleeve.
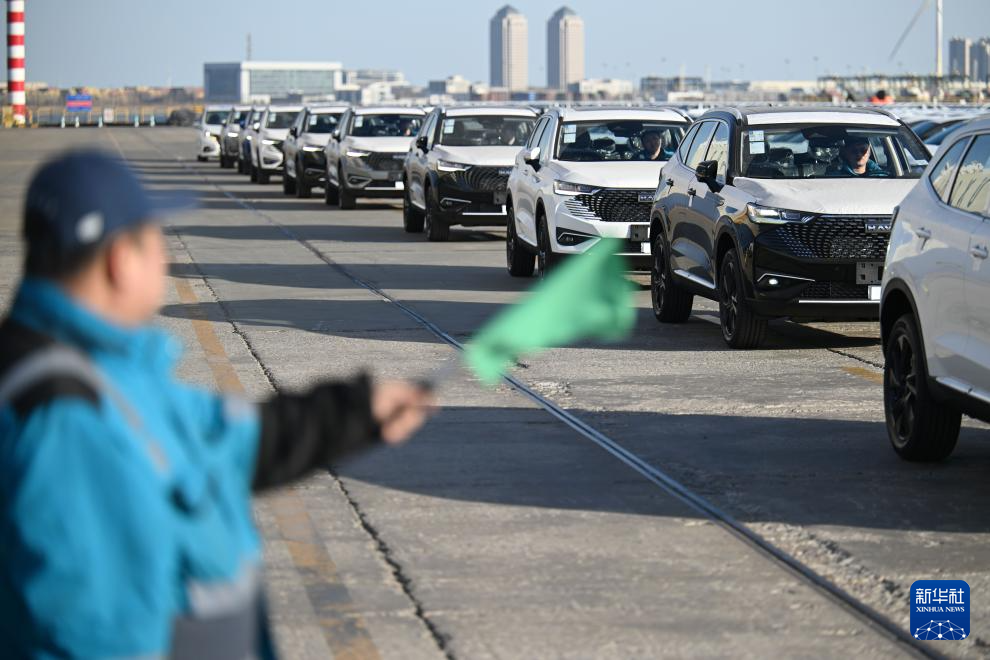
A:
[0,401,177,657]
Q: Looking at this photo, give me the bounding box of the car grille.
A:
[759,215,891,260]
[366,152,405,172]
[452,166,511,191]
[565,189,654,224]
[801,282,871,300]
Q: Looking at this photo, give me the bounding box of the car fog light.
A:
[768,278,779,286]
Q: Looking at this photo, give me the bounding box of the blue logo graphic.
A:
[910,580,969,641]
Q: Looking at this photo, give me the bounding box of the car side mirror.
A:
[695,160,721,190]
[416,135,428,151]
[252,122,261,131]
[289,126,297,137]
[331,129,341,140]
[524,146,541,168]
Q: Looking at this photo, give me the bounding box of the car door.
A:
[679,120,731,284]
[911,136,974,381]
[668,120,717,278]
[285,110,306,177]
[512,115,550,245]
[409,110,437,208]
[946,133,990,391]
[326,109,350,184]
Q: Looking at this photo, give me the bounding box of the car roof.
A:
[306,104,350,113]
[948,113,990,136]
[555,106,690,123]
[352,106,426,116]
[708,106,902,128]
[205,105,232,112]
[231,105,253,112]
[264,105,303,113]
[441,106,537,118]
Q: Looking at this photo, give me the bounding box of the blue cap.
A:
[23,150,182,271]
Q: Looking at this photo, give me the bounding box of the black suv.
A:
[649,106,929,348]
[402,106,538,241]
[281,105,348,199]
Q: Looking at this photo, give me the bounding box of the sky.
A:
[10,0,990,89]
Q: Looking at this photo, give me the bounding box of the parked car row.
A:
[195,102,990,461]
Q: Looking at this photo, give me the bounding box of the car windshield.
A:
[349,114,423,137]
[250,110,263,124]
[307,112,342,134]
[266,111,299,129]
[438,115,535,147]
[739,125,929,179]
[230,110,249,127]
[556,120,685,162]
[205,111,226,125]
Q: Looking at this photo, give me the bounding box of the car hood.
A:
[555,160,666,189]
[346,136,415,153]
[302,134,331,148]
[434,145,523,166]
[261,128,289,141]
[732,177,915,215]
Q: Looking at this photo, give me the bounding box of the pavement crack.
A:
[827,347,884,370]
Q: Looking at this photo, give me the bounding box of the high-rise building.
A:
[490,5,528,91]
[971,38,990,82]
[547,7,584,90]
[949,37,972,77]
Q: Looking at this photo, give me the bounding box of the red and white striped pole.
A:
[7,0,25,126]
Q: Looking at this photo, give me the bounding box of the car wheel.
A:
[282,167,297,195]
[257,167,270,184]
[250,160,258,183]
[403,182,425,232]
[324,172,339,206]
[718,248,766,348]
[237,156,246,174]
[536,212,557,276]
[651,230,693,323]
[295,159,311,198]
[219,154,230,168]
[197,155,207,162]
[506,203,535,277]
[338,168,356,209]
[884,313,961,461]
[424,186,450,242]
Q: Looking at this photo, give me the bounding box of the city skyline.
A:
[490,5,528,91]
[8,0,990,89]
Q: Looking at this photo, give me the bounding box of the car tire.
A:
[424,186,450,242]
[257,168,270,185]
[237,156,246,174]
[506,203,535,277]
[197,155,207,162]
[220,154,231,169]
[403,182,425,232]
[338,168,356,210]
[718,248,766,349]
[884,313,961,461]
[295,159,311,198]
[324,174,339,206]
[250,160,258,183]
[651,230,693,323]
[282,168,297,195]
[536,212,558,276]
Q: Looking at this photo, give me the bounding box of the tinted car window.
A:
[349,114,422,137]
[528,116,549,150]
[204,111,227,125]
[439,116,535,147]
[265,111,299,129]
[555,120,684,162]
[929,138,969,203]
[949,134,990,215]
[704,122,730,183]
[306,113,341,134]
[677,123,702,163]
[685,121,716,169]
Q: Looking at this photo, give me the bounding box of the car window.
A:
[265,111,299,129]
[423,112,439,148]
[949,134,990,215]
[677,123,702,163]
[306,112,341,134]
[537,118,556,161]
[554,120,684,162]
[685,121,717,170]
[204,111,227,125]
[704,122,730,184]
[929,138,970,203]
[527,116,549,150]
[439,115,535,147]
[349,113,422,137]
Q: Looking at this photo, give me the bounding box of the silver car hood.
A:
[555,160,666,189]
[732,177,915,215]
[434,145,523,166]
[346,136,415,153]
[302,133,331,148]
[261,128,289,141]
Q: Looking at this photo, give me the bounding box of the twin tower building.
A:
[490,5,585,92]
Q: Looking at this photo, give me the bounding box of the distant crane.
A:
[889,0,943,77]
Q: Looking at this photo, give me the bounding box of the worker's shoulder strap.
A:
[0,321,102,418]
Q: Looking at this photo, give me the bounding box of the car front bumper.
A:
[342,157,405,198]
[548,192,653,268]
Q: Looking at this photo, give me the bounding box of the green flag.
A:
[464,238,636,385]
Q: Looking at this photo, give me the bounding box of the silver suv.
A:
[324,106,425,210]
[250,105,301,184]
[881,114,990,461]
[219,105,252,169]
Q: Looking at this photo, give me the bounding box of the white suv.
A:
[881,114,990,461]
[505,107,690,276]
[250,105,302,184]
[324,106,426,210]
[196,105,229,162]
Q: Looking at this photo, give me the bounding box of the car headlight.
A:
[437,160,471,172]
[227,131,238,137]
[303,145,323,152]
[553,180,600,196]
[346,149,371,158]
[746,203,813,225]
[262,139,281,146]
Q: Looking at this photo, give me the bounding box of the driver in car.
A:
[638,130,673,161]
[828,135,886,177]
[499,123,520,146]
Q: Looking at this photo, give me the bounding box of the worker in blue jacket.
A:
[0,150,434,659]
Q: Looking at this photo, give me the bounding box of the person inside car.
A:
[637,130,673,161]
[828,135,886,177]
[499,123,520,146]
